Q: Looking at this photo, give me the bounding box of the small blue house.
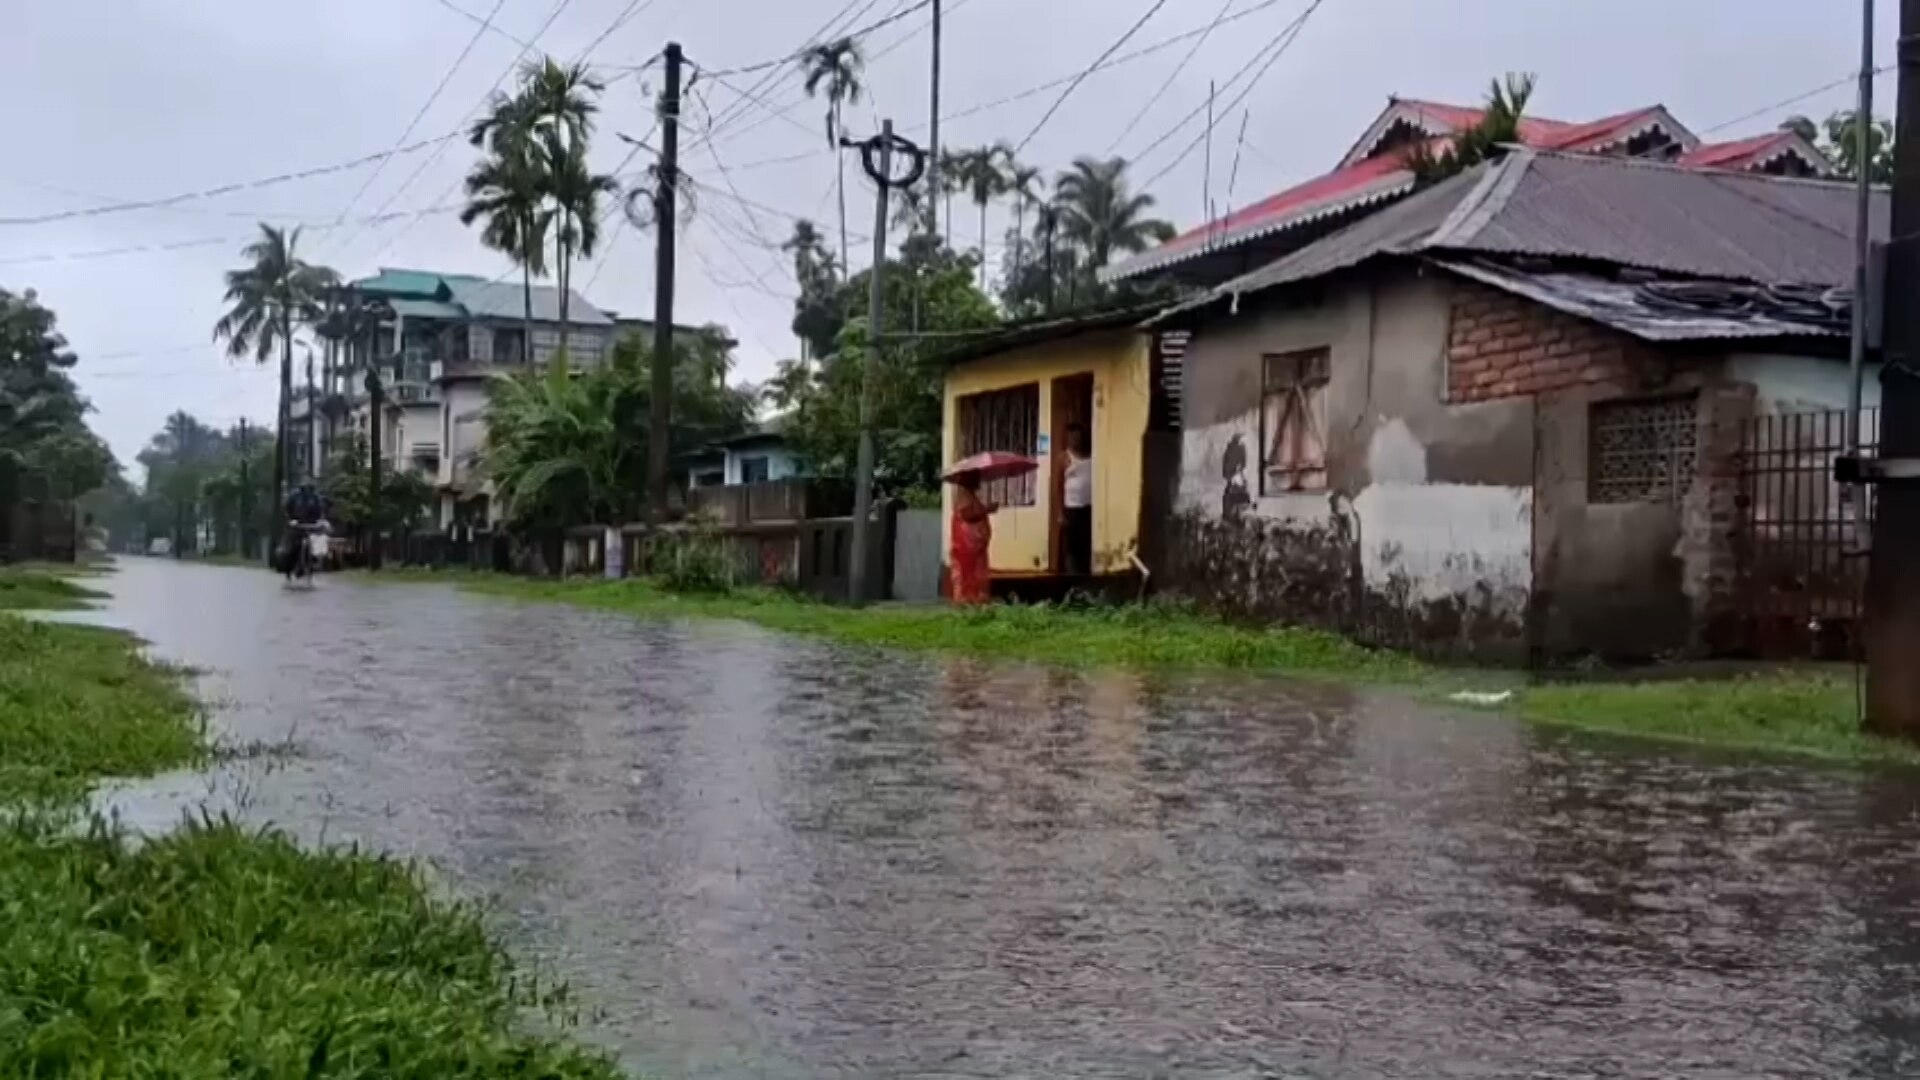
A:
[687,414,801,489]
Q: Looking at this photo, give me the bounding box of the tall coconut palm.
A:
[1005,159,1043,283]
[465,91,549,359]
[802,37,865,274]
[212,224,335,542]
[947,144,1010,289]
[542,129,618,362]
[1051,156,1175,278]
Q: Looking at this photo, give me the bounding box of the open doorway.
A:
[1049,373,1094,574]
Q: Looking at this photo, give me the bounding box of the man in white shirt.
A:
[1062,422,1093,576]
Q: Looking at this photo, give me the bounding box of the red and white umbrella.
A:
[942,451,1039,484]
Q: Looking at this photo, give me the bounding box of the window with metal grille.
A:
[956,383,1039,506]
[1588,393,1699,504]
[1260,348,1330,494]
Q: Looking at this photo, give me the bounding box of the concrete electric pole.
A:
[843,121,926,605]
[1859,0,1920,733]
[648,42,684,527]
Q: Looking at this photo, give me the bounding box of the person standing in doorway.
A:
[1063,422,1093,576]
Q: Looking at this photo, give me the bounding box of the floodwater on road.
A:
[76,558,1920,1078]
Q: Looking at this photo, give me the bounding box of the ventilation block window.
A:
[956,383,1040,506]
[1588,393,1699,504]
[1260,348,1330,494]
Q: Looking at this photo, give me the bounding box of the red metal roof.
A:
[1677,132,1818,172]
[1533,106,1671,151]
[1148,153,1413,262]
[1387,98,1580,145]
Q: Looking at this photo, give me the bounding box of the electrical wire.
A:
[0,135,462,227]
[0,201,465,268]
[1014,0,1172,155]
[426,0,536,53]
[329,0,587,265]
[697,0,884,139]
[1103,0,1237,154]
[1137,0,1326,191]
[329,0,512,227]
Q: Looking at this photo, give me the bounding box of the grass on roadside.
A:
[0,569,107,612]
[393,571,1428,682]
[0,815,621,1078]
[367,568,1919,766]
[0,617,204,802]
[1513,672,1914,764]
[0,610,624,1075]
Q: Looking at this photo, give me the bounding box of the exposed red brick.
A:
[1445,279,1645,403]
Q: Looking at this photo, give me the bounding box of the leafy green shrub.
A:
[651,527,734,594]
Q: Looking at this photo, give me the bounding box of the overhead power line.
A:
[1135,0,1325,186]
[1015,0,1173,155]
[1698,65,1894,137]
[325,0,584,264]
[0,202,465,268]
[697,0,890,139]
[0,135,461,227]
[330,0,512,226]
[1104,0,1238,154]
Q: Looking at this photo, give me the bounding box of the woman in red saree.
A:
[949,473,996,605]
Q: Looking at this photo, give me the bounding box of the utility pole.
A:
[238,418,252,561]
[928,0,942,240]
[844,121,926,605]
[365,306,386,571]
[1861,0,1920,733]
[1043,208,1057,314]
[648,41,684,527]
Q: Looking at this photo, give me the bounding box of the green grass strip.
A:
[0,816,622,1077]
[0,616,206,802]
[0,570,107,612]
[367,569,1915,766]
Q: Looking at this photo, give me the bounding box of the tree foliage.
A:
[772,252,999,495]
[131,412,274,556]
[802,36,866,273]
[462,58,614,359]
[484,328,756,531]
[1783,110,1895,183]
[1405,73,1537,182]
[0,288,113,506]
[319,432,436,537]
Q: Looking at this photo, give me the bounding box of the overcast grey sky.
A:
[0,0,1894,473]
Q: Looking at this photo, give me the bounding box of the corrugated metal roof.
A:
[1154,170,1485,320]
[443,278,612,326]
[1448,151,1884,284]
[1170,149,1886,323]
[1437,259,1848,342]
[387,297,467,320]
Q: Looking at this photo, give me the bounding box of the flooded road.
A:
[81,558,1920,1077]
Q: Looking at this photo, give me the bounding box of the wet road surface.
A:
[77,558,1920,1077]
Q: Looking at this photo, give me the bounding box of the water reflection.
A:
[74,559,1920,1077]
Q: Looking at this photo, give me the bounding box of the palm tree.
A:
[465,91,549,359]
[1004,159,1043,283]
[1404,73,1536,181]
[802,37,866,274]
[465,59,608,367]
[948,144,1010,289]
[541,129,618,361]
[1051,156,1176,279]
[515,58,606,362]
[782,219,840,362]
[212,225,335,541]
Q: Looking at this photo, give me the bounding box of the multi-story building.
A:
[289,267,705,530]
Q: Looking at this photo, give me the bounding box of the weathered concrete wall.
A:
[1170,268,1535,659]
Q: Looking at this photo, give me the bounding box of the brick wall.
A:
[1446,280,1649,403]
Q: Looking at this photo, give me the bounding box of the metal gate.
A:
[1732,407,1878,658]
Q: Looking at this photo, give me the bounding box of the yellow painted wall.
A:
[942,329,1151,575]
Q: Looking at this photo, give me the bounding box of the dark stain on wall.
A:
[1164,500,1529,663]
